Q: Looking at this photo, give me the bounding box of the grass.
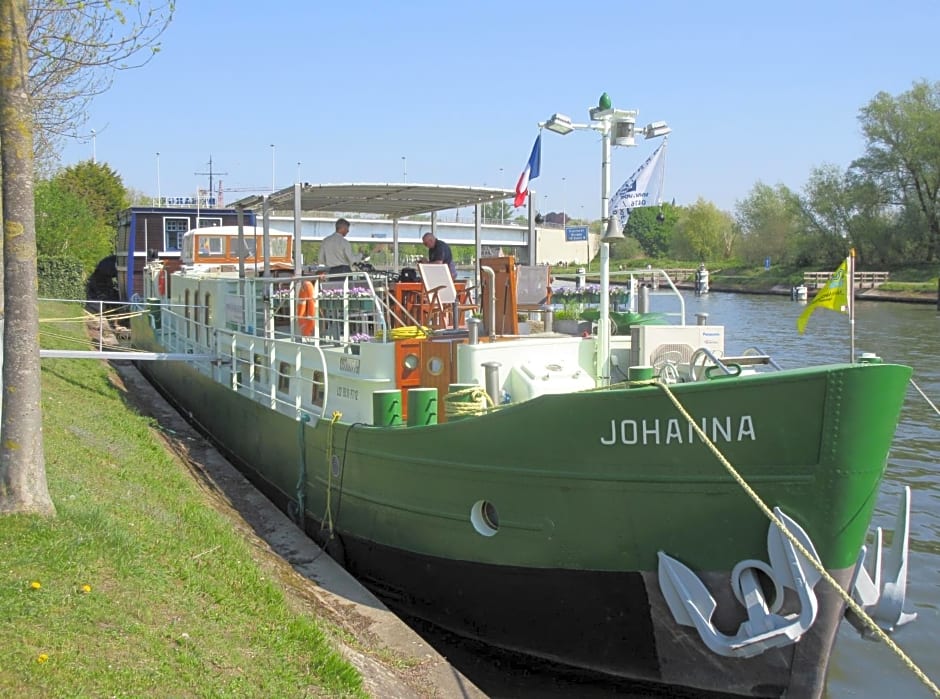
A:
[0,303,365,698]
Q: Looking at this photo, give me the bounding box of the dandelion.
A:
[37,654,49,664]
[81,584,92,594]
[29,581,41,590]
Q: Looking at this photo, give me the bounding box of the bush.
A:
[38,255,85,299]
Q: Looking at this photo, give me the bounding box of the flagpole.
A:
[849,248,856,362]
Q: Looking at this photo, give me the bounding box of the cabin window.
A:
[204,293,212,328]
[311,370,325,407]
[231,237,257,260]
[164,217,189,251]
[270,237,289,258]
[197,217,222,228]
[253,354,266,384]
[193,291,200,342]
[199,236,224,257]
[184,288,191,338]
[234,350,250,389]
[277,361,292,394]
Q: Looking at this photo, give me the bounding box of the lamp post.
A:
[270,143,275,192]
[296,160,302,183]
[402,156,407,182]
[499,167,504,223]
[540,93,670,386]
[156,152,161,206]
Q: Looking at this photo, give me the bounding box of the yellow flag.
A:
[797,259,849,334]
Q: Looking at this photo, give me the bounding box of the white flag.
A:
[610,140,667,225]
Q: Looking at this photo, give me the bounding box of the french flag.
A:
[513,134,541,208]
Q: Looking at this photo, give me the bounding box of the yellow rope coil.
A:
[656,380,939,697]
[443,386,496,418]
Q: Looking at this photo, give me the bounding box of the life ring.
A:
[297,280,316,336]
[157,268,166,296]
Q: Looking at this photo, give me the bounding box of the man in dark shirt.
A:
[421,232,457,278]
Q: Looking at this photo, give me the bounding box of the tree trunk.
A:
[0,0,55,516]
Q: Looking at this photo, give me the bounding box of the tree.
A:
[734,182,802,266]
[54,160,128,226]
[852,80,940,261]
[27,0,175,170]
[671,198,736,261]
[1,0,55,515]
[35,178,114,273]
[624,204,679,258]
[484,200,513,224]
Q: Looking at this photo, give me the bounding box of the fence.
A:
[803,271,889,288]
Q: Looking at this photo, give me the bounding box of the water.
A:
[419,292,940,697]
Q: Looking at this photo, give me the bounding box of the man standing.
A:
[422,232,456,278]
[318,218,361,274]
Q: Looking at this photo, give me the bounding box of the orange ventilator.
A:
[297,280,316,335]
[157,267,167,296]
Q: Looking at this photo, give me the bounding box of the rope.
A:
[656,380,939,697]
[321,410,343,538]
[443,386,497,418]
[292,412,311,526]
[910,378,940,417]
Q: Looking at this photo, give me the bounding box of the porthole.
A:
[470,499,500,537]
[403,353,419,370]
[427,356,444,375]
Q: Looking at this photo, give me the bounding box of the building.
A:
[115,206,256,301]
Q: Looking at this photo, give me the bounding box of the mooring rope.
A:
[910,378,940,418]
[321,410,343,537]
[443,386,497,418]
[656,380,939,697]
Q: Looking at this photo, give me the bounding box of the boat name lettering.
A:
[600,416,756,446]
[339,356,361,374]
[336,385,359,400]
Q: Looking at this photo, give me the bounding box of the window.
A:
[199,236,224,257]
[231,237,257,260]
[184,289,191,338]
[204,293,212,328]
[311,370,325,407]
[277,361,292,394]
[253,354,266,384]
[164,217,190,251]
[197,218,222,228]
[270,236,290,258]
[193,292,200,342]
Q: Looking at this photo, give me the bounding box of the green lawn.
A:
[0,303,364,698]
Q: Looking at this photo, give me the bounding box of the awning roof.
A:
[230,183,515,219]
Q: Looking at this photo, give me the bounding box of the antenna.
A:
[194,155,228,206]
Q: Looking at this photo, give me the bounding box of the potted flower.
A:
[553,309,591,336]
[348,332,371,354]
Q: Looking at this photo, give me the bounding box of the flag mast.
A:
[849,248,856,362]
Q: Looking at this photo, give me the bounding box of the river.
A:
[408,292,940,698]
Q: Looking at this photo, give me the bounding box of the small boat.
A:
[792,284,808,301]
[130,184,916,698]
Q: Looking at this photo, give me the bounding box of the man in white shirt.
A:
[318,218,361,273]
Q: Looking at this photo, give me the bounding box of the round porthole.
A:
[470,500,500,537]
[403,353,419,370]
[427,356,444,375]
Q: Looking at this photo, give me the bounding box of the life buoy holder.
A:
[157,268,166,296]
[297,280,316,336]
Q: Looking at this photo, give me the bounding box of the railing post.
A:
[98,300,104,351]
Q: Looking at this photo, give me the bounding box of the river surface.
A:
[408,292,940,698]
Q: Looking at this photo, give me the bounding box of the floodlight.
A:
[544,113,575,135]
[644,121,672,138]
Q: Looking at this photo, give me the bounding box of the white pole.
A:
[597,117,612,387]
[156,152,161,207]
[270,144,276,192]
[849,249,856,362]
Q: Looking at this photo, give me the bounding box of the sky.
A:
[56,0,940,220]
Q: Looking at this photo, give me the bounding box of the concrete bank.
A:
[110,360,486,699]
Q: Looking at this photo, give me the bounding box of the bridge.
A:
[267,215,529,249]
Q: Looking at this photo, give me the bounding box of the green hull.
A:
[130,312,910,696]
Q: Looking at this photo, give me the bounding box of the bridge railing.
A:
[803,270,889,288]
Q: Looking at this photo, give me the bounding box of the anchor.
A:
[848,485,917,638]
[658,508,822,658]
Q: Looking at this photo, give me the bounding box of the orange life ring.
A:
[157,268,167,296]
[297,280,316,336]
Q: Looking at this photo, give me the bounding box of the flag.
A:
[610,140,668,226]
[514,134,541,208]
[797,259,849,334]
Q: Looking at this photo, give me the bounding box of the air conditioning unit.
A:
[629,325,725,369]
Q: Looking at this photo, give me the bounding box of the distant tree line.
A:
[618,80,940,269]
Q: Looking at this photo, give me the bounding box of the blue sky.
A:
[58,0,938,219]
